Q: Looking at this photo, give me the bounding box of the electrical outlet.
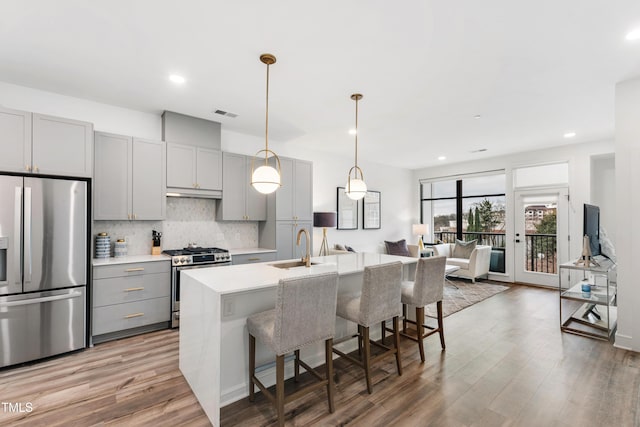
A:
[223,298,235,317]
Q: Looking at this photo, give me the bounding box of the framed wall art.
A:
[336,187,358,230]
[362,190,381,229]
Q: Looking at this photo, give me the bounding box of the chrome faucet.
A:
[296,228,311,267]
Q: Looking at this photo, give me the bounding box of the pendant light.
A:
[251,53,281,194]
[345,93,367,200]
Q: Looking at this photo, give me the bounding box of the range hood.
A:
[162,111,223,200]
[166,189,221,199]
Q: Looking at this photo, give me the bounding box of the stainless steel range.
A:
[163,247,231,328]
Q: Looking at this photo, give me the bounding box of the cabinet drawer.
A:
[93,272,170,307]
[93,261,170,279]
[232,252,277,265]
[92,297,170,336]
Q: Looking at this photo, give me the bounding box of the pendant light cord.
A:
[265,62,270,165]
[354,96,359,177]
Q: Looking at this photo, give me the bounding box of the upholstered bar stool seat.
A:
[400,256,447,362]
[333,262,403,394]
[247,272,339,427]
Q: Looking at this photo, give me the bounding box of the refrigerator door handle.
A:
[14,186,22,285]
[24,186,31,285]
[0,290,83,307]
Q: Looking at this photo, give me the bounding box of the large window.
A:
[421,173,506,272]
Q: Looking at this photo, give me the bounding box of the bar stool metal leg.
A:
[325,338,335,413]
[249,334,256,401]
[276,355,285,427]
[362,326,373,394]
[393,316,402,375]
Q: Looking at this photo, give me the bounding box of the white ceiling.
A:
[1,1,639,169]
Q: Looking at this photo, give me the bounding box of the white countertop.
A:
[228,247,277,256]
[92,254,171,266]
[182,252,417,295]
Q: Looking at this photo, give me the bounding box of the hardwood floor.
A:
[2,285,639,426]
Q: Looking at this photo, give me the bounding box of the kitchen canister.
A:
[114,239,127,258]
[95,233,111,258]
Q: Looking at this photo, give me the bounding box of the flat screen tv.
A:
[583,204,600,256]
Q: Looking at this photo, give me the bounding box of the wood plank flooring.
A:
[1,285,639,426]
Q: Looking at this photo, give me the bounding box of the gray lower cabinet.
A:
[92,261,171,342]
[231,252,277,265]
[166,142,222,195]
[217,152,266,221]
[276,221,312,260]
[94,132,165,220]
[0,107,93,177]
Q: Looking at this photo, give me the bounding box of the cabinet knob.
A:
[34,166,39,173]
[25,165,31,172]
[134,214,137,220]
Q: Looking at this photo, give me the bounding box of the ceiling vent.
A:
[214,109,238,118]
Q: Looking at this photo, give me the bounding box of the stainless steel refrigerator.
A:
[0,174,88,368]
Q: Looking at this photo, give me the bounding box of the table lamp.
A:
[412,223,429,251]
[314,212,337,256]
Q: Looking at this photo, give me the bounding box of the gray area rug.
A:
[425,279,510,318]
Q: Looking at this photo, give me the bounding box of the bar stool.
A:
[247,272,339,427]
[332,262,403,394]
[400,256,446,362]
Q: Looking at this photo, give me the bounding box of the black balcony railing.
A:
[433,231,558,274]
[434,231,506,248]
[525,233,557,274]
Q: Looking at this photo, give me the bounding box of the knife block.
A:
[151,244,162,255]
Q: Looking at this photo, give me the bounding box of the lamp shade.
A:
[412,223,429,236]
[314,212,337,228]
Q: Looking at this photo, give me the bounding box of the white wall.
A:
[590,154,616,245]
[0,81,161,139]
[412,139,614,283]
[614,78,640,352]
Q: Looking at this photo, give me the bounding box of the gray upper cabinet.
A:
[32,113,93,177]
[0,107,31,173]
[166,143,196,189]
[132,138,166,220]
[162,111,222,198]
[94,132,131,220]
[276,157,313,222]
[196,147,222,191]
[94,132,165,220]
[0,108,92,177]
[166,142,222,197]
[217,152,266,221]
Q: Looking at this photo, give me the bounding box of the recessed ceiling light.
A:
[474,115,482,119]
[348,129,357,135]
[563,132,576,138]
[438,156,446,161]
[169,74,186,84]
[625,28,640,41]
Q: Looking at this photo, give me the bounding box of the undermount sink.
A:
[269,260,320,269]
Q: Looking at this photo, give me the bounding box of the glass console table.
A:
[559,257,617,340]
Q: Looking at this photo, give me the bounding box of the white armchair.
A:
[433,243,491,283]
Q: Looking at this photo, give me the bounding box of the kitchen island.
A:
[178,252,417,426]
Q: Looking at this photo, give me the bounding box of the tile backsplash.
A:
[94,198,258,255]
